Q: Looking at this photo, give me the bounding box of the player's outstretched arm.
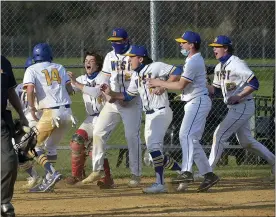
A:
[66,82,74,95]
[147,77,190,91]
[227,86,256,105]
[207,85,215,95]
[100,84,135,102]
[100,84,123,100]
[67,71,101,97]
[152,75,180,95]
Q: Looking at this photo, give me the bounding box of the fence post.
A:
[150,0,157,61]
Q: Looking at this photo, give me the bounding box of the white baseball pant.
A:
[32,107,71,155]
[209,100,275,168]
[144,107,173,152]
[79,115,98,140]
[180,95,213,175]
[92,97,142,176]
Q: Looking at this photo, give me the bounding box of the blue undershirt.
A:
[86,72,99,80]
[219,54,232,64]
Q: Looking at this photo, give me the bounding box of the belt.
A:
[50,104,71,109]
[184,93,208,102]
[232,98,252,105]
[90,113,99,117]
[145,106,165,115]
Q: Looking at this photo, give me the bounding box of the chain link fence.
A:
[1,1,275,178]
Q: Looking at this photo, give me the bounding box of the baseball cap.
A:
[107,28,128,41]
[124,45,148,57]
[175,31,201,44]
[209,35,232,47]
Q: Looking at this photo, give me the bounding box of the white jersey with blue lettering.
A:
[23,62,72,109]
[212,55,254,104]
[127,62,177,111]
[181,53,209,102]
[74,73,106,116]
[101,50,133,93]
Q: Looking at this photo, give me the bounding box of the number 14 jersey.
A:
[23,61,72,109]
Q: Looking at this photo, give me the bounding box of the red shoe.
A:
[65,176,84,185]
[97,176,115,189]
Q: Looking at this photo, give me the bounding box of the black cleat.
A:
[1,203,15,217]
[171,171,194,184]
[197,172,220,192]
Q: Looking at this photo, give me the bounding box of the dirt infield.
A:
[13,177,274,217]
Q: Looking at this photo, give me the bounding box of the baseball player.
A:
[65,50,114,189]
[147,31,219,193]
[208,35,275,174]
[101,45,183,194]
[16,58,62,191]
[82,28,143,187]
[15,81,60,190]
[23,43,75,192]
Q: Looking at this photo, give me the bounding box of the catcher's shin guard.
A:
[68,129,88,183]
[97,158,114,189]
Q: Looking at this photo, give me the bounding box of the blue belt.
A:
[145,106,165,115]
[233,98,252,105]
[90,113,99,117]
[50,104,71,109]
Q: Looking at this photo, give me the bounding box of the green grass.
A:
[17,150,272,181]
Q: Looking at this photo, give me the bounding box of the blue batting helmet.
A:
[32,43,53,62]
[24,57,33,70]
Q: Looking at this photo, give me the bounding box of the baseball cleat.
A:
[197,172,219,192]
[29,178,53,193]
[193,171,204,181]
[22,176,43,189]
[97,176,115,189]
[171,171,194,184]
[177,182,189,192]
[29,171,62,193]
[65,176,84,185]
[142,183,167,194]
[82,171,105,184]
[128,174,141,188]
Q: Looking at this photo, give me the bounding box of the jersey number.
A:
[42,68,61,86]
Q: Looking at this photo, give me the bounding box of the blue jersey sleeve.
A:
[171,66,183,76]
[123,91,136,101]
